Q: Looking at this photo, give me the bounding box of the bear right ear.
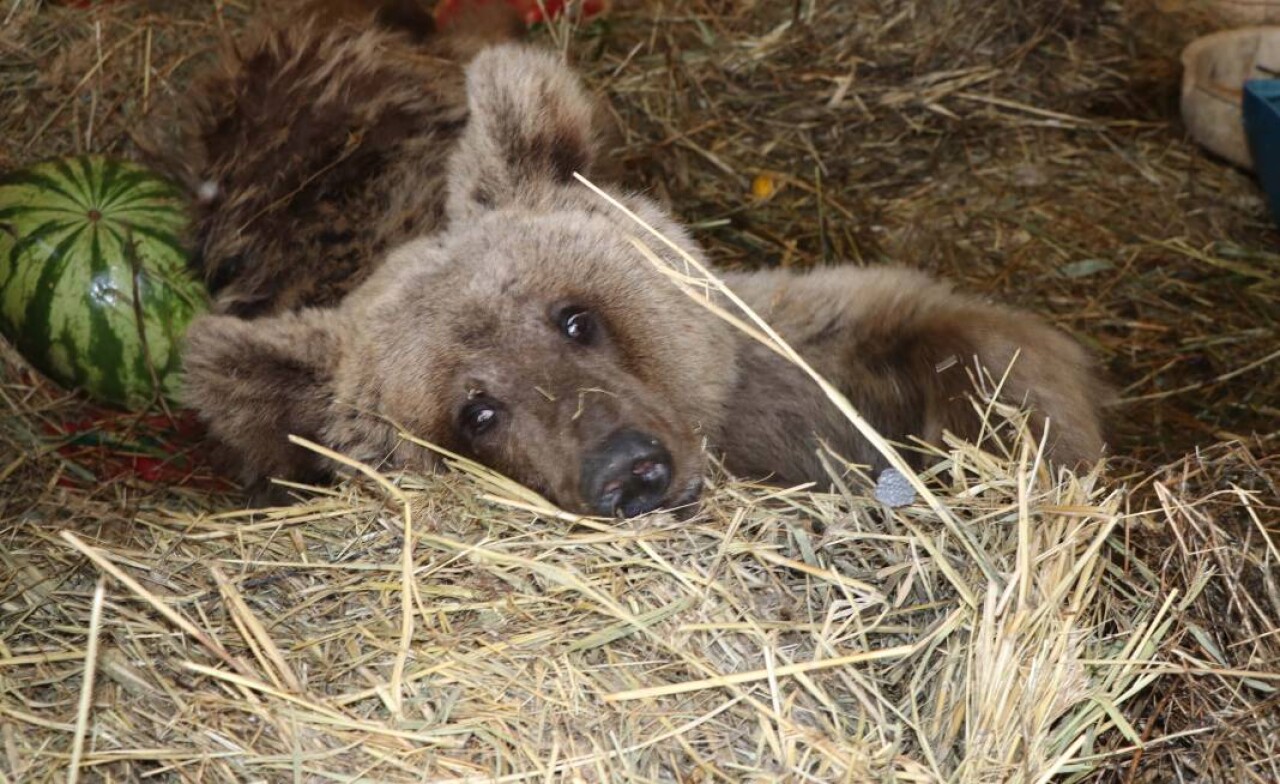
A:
[446,44,600,221]
[183,310,346,496]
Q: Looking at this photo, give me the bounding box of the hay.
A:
[1,0,1278,781]
[4,363,1277,780]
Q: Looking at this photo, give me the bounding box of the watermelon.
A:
[0,156,207,410]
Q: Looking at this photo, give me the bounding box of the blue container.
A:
[1243,80,1280,228]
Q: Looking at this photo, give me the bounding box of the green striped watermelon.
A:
[0,156,207,410]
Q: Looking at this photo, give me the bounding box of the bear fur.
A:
[179,17,1106,515]
[149,0,525,318]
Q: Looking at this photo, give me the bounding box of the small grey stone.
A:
[875,467,916,508]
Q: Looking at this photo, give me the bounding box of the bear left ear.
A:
[183,309,347,493]
[446,43,600,221]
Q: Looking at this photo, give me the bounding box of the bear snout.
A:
[579,429,674,518]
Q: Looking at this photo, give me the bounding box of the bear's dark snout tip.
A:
[581,429,674,518]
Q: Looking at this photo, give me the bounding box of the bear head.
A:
[183,44,738,517]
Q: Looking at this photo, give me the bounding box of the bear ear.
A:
[446,43,599,220]
[182,310,346,495]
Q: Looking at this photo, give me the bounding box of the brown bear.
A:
[180,18,1105,516]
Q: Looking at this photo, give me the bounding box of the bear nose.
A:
[581,429,673,518]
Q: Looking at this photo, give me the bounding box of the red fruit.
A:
[434,0,608,28]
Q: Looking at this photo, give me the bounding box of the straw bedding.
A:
[1,1,1276,781]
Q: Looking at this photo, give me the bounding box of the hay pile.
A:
[1,1,1277,781]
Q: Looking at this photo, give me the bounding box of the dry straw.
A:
[2,0,1278,781]
[11,366,1275,781]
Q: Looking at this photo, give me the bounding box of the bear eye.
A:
[558,306,595,345]
[460,400,500,437]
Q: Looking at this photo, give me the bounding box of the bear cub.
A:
[180,15,1105,517]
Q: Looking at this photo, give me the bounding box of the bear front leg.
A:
[828,268,1108,466]
[726,265,1107,471]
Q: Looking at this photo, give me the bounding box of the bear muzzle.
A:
[579,429,675,518]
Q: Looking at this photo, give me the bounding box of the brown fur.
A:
[720,268,1103,481]
[150,0,523,318]
[181,31,1107,512]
